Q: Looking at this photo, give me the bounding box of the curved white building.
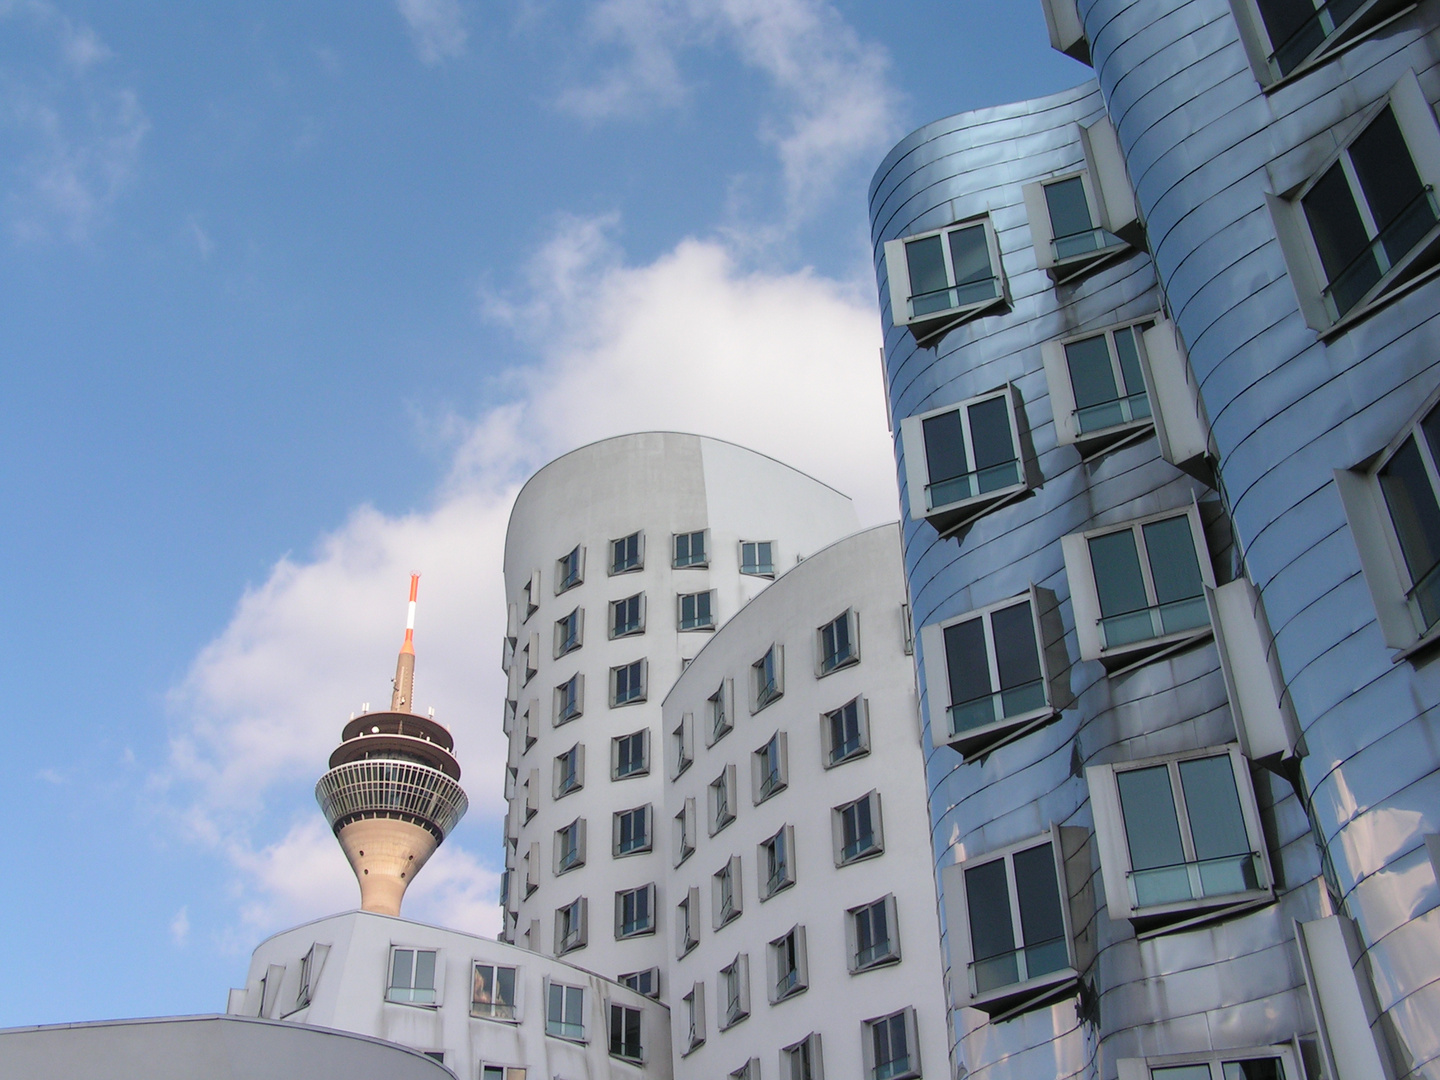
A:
[660,523,948,1080]
[499,432,862,992]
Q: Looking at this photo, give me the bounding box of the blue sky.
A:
[0,0,1087,1025]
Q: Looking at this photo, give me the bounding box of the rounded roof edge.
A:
[869,78,1099,204]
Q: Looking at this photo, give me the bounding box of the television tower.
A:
[315,575,469,916]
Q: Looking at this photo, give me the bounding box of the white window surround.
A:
[675,797,697,867]
[677,886,701,957]
[682,981,706,1055]
[554,607,584,659]
[861,1007,921,1080]
[817,608,861,676]
[1267,70,1440,335]
[523,631,540,684]
[544,978,586,1041]
[759,823,796,899]
[751,731,789,804]
[782,1033,825,1080]
[884,216,1009,343]
[609,531,645,575]
[619,968,660,1000]
[941,828,1079,1014]
[1335,384,1440,655]
[767,924,809,1003]
[900,385,1030,538]
[713,855,743,929]
[613,804,652,857]
[523,768,539,820]
[471,962,520,1023]
[919,586,1056,761]
[555,896,589,955]
[709,763,738,836]
[1117,1045,1302,1080]
[846,893,901,973]
[673,529,709,568]
[614,883,656,940]
[612,728,650,780]
[1230,0,1415,87]
[524,841,539,896]
[1206,577,1303,761]
[387,946,440,1007]
[1087,744,1274,929]
[709,678,736,743]
[554,817,587,875]
[523,699,539,750]
[751,644,785,713]
[678,590,717,632]
[608,1000,644,1064]
[554,673,584,726]
[833,790,884,866]
[523,570,541,619]
[822,696,871,768]
[719,953,751,1030]
[554,742,584,799]
[1296,914,1398,1080]
[740,540,776,577]
[609,592,646,640]
[731,1058,762,1080]
[1061,500,1216,671]
[1023,120,1139,283]
[672,712,695,778]
[1041,0,1089,63]
[556,544,585,595]
[610,658,648,707]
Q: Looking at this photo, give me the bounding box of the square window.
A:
[555,818,586,875]
[1041,322,1155,454]
[556,544,584,594]
[759,824,796,899]
[708,679,734,744]
[614,805,652,856]
[674,530,708,568]
[720,953,750,1029]
[555,897,588,955]
[1232,0,1412,83]
[609,1003,643,1062]
[1023,173,1127,284]
[554,743,584,798]
[862,1009,920,1080]
[740,540,775,577]
[677,887,701,957]
[884,217,1007,342]
[674,797,697,867]
[387,947,437,1005]
[610,593,646,639]
[555,673,584,725]
[546,980,585,1039]
[817,609,860,675]
[899,387,1029,536]
[709,765,737,836]
[619,968,660,999]
[751,645,784,712]
[943,832,1077,1012]
[1087,746,1274,928]
[751,731,788,804]
[848,895,901,972]
[611,531,644,575]
[682,982,706,1054]
[919,590,1056,760]
[672,712,695,778]
[610,659,647,706]
[768,926,808,1003]
[555,607,584,658]
[615,884,656,939]
[823,697,870,767]
[613,729,649,779]
[679,590,716,631]
[834,791,884,865]
[471,963,518,1021]
[1268,71,1440,330]
[713,856,743,929]
[782,1034,824,1080]
[1061,504,1214,670]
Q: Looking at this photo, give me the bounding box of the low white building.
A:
[230,910,673,1080]
[661,523,949,1080]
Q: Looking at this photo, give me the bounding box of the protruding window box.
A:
[1023,120,1139,284]
[1231,0,1417,87]
[1206,578,1302,763]
[901,385,1030,538]
[884,217,1008,344]
[920,587,1057,760]
[1040,0,1089,63]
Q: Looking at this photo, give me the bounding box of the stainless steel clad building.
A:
[869,4,1440,1080]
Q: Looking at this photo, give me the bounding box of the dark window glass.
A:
[1223,1058,1285,1080]
[1304,161,1377,309]
[1179,755,1257,896]
[948,224,994,301]
[1013,843,1068,979]
[1116,763,1186,904]
[969,395,1019,493]
[991,601,1045,715]
[922,410,967,489]
[1045,176,1099,259]
[904,234,950,316]
[964,858,1015,992]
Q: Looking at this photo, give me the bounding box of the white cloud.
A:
[396,0,468,66]
[0,3,147,241]
[558,0,902,225]
[170,905,191,946]
[165,215,894,945]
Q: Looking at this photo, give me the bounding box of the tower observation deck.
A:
[315,575,468,916]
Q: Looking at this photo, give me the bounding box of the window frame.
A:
[678,589,717,632]
[554,672,584,726]
[554,606,584,659]
[941,828,1079,1014]
[1118,1045,1302,1080]
[1086,744,1275,929]
[833,790,884,866]
[681,981,706,1055]
[731,1058,762,1080]
[609,531,645,576]
[899,385,1030,537]
[816,608,861,676]
[544,978,586,1041]
[674,796,697,867]
[918,586,1057,760]
[555,896,589,956]
[386,946,440,1007]
[610,658,648,707]
[861,1007,921,1080]
[677,886,701,957]
[613,804,653,858]
[554,742,584,799]
[471,962,520,1023]
[709,763,737,836]
[523,570,541,620]
[619,968,660,999]
[719,953,751,1030]
[751,730,789,804]
[612,728,650,780]
[608,1001,645,1064]
[556,544,585,595]
[759,823,797,899]
[751,644,784,713]
[712,855,743,929]
[781,1033,825,1080]
[609,592,646,640]
[673,529,709,569]
[884,216,1009,342]
[1267,70,1440,334]
[846,894,901,973]
[1061,501,1215,671]
[555,817,587,876]
[739,540,776,578]
[672,711,695,778]
[615,883,657,940]
[1230,0,1415,87]
[822,696,871,768]
[707,678,735,745]
[1023,169,1128,284]
[767,924,809,1003]
[1040,318,1157,455]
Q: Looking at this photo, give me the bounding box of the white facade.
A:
[230,909,672,1080]
[661,524,949,1080]
[500,432,862,990]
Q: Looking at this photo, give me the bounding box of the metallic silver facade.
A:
[869,5,1440,1077]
